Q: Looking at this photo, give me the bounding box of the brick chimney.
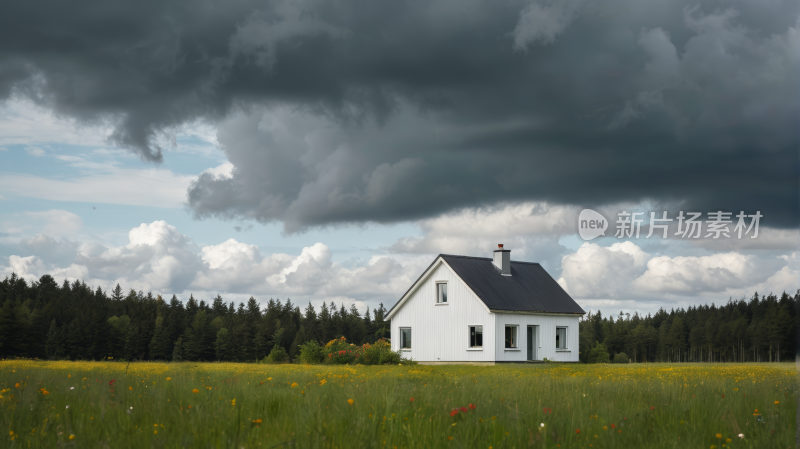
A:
[493,244,511,276]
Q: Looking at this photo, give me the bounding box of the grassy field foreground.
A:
[0,361,795,448]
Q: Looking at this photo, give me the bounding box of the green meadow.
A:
[0,361,795,448]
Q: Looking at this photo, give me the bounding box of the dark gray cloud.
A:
[2,0,797,230]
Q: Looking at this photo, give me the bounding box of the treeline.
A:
[0,273,390,362]
[579,291,799,363]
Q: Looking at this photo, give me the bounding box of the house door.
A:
[527,326,537,360]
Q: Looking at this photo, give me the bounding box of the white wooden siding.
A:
[494,313,580,362]
[390,260,495,362]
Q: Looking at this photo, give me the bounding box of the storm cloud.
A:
[1,0,797,231]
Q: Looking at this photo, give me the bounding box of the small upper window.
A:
[556,327,567,349]
[469,325,483,348]
[437,282,448,303]
[400,328,412,350]
[505,325,517,348]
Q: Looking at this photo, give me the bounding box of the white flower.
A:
[130,407,133,410]
[66,405,69,409]
[540,423,545,427]
[70,387,74,390]
[738,434,744,438]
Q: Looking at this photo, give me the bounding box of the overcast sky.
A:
[0,0,797,317]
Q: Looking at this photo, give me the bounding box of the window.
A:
[436,282,448,303]
[556,327,567,350]
[505,325,517,348]
[469,326,483,348]
[400,328,412,350]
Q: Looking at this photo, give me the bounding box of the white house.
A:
[387,245,585,364]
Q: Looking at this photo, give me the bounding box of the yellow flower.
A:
[69,434,75,440]
[68,375,71,378]
[290,383,299,388]
[268,377,272,381]
[347,399,354,405]
[14,383,20,388]
[716,433,722,439]
[192,389,199,394]
[774,401,779,405]
[128,386,133,390]
[725,438,732,443]
[252,419,263,423]
[320,379,327,385]
[9,431,13,436]
[603,426,607,430]
[447,436,453,441]
[166,377,171,381]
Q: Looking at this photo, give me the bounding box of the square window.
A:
[400,328,412,350]
[504,325,517,348]
[437,283,448,303]
[469,326,483,348]
[556,327,567,349]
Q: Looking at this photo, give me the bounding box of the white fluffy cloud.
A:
[558,241,797,307]
[0,220,429,309]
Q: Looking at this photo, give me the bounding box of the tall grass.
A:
[0,361,795,448]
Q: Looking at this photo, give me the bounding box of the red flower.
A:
[460,407,468,413]
[650,407,655,410]
[575,429,581,435]
[543,407,552,415]
[410,398,415,402]
[469,404,476,410]
[450,410,459,417]
[721,394,725,398]
[611,424,616,429]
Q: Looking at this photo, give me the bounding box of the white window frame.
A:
[556,326,568,350]
[467,324,483,350]
[400,327,412,351]
[504,325,519,350]
[435,281,448,305]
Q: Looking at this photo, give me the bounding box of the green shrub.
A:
[297,340,325,364]
[613,352,629,363]
[320,337,409,365]
[587,342,610,364]
[260,345,290,364]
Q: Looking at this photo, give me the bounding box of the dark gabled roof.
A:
[389,254,585,316]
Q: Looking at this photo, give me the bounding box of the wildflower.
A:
[347,399,354,405]
[774,401,779,405]
[611,424,615,429]
[289,382,297,388]
[721,394,724,398]
[575,429,580,435]
[410,397,414,402]
[617,430,621,434]
[166,378,171,381]
[128,387,133,390]
[447,436,453,441]
[68,375,71,378]
[650,406,655,410]
[267,377,272,381]
[603,426,607,430]
[542,407,551,414]
[14,383,20,388]
[725,438,731,443]
[252,419,263,423]
[70,387,74,390]
[460,407,468,413]
[469,403,476,410]
[450,410,458,417]
[540,423,544,427]
[192,389,199,394]
[738,434,744,438]
[69,434,75,440]
[716,433,722,439]
[320,380,327,386]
